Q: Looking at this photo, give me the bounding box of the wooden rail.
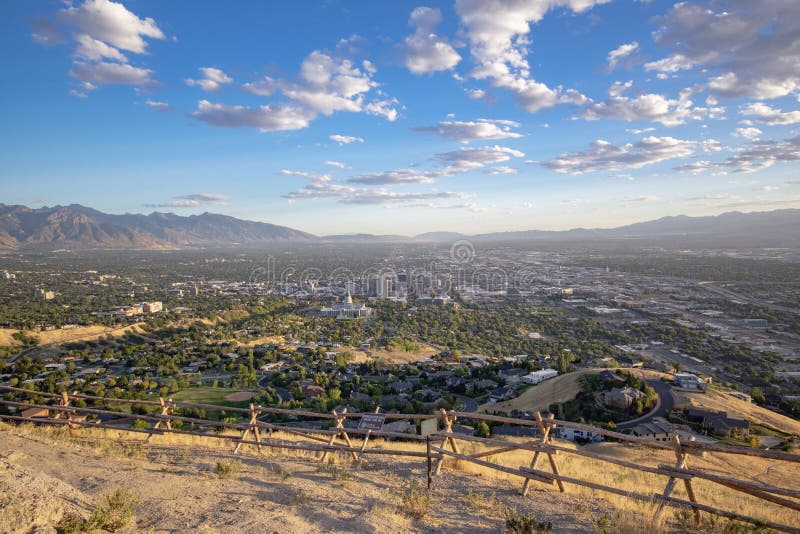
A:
[1,386,799,532]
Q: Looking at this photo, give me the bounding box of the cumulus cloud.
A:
[34,0,166,94]
[69,61,154,87]
[191,100,315,132]
[185,67,233,92]
[145,193,229,208]
[546,136,715,174]
[412,118,523,143]
[402,6,461,74]
[330,134,364,145]
[607,41,638,71]
[739,103,800,125]
[646,0,800,99]
[676,134,800,174]
[732,127,762,140]
[435,145,525,167]
[583,85,722,126]
[465,88,487,100]
[74,33,127,62]
[235,50,399,129]
[455,0,606,113]
[324,160,348,169]
[59,0,164,53]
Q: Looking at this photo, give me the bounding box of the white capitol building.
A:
[318,293,373,319]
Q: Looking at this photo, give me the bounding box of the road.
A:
[616,380,674,430]
[698,281,800,316]
[454,394,479,413]
[257,375,292,403]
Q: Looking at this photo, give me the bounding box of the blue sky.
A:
[1,0,799,235]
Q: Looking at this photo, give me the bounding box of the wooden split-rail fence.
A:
[1,385,799,532]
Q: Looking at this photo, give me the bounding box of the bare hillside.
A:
[2,421,798,533]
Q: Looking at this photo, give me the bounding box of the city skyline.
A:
[2,0,800,235]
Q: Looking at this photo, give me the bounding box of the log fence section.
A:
[1,386,799,532]
[145,397,175,443]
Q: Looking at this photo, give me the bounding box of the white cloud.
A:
[280,169,332,183]
[739,103,800,126]
[330,134,364,145]
[185,67,233,92]
[455,0,606,113]
[435,145,525,167]
[35,1,166,93]
[59,0,164,53]
[145,99,170,111]
[412,118,523,143]
[607,41,638,71]
[402,7,461,74]
[347,145,525,186]
[324,160,348,169]
[74,33,127,62]
[732,127,762,140]
[69,61,154,88]
[546,136,713,174]
[242,50,399,124]
[282,173,471,207]
[676,134,800,174]
[583,85,717,127]
[191,100,314,132]
[647,0,800,99]
[754,185,779,192]
[465,88,487,100]
[349,169,439,186]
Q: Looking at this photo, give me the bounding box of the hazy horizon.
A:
[2,0,800,235]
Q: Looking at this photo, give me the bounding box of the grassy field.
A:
[4,420,798,532]
[0,323,144,347]
[478,369,596,414]
[673,387,800,435]
[170,387,258,410]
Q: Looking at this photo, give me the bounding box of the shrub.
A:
[399,481,430,519]
[504,508,552,534]
[214,460,242,479]
[61,489,139,533]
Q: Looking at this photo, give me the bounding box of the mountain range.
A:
[0,203,798,250]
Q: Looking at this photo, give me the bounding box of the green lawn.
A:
[170,387,257,410]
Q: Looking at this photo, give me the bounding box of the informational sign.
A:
[419,417,438,436]
[358,413,386,431]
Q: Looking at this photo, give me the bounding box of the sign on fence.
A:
[419,417,438,436]
[358,413,386,431]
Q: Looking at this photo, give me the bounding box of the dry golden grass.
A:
[2,420,798,532]
[0,323,144,347]
[479,369,594,413]
[351,343,442,364]
[674,388,800,435]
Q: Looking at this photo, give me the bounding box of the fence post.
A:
[434,409,459,475]
[523,411,564,495]
[321,408,358,462]
[654,434,701,524]
[427,435,432,490]
[146,397,174,443]
[234,403,263,454]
